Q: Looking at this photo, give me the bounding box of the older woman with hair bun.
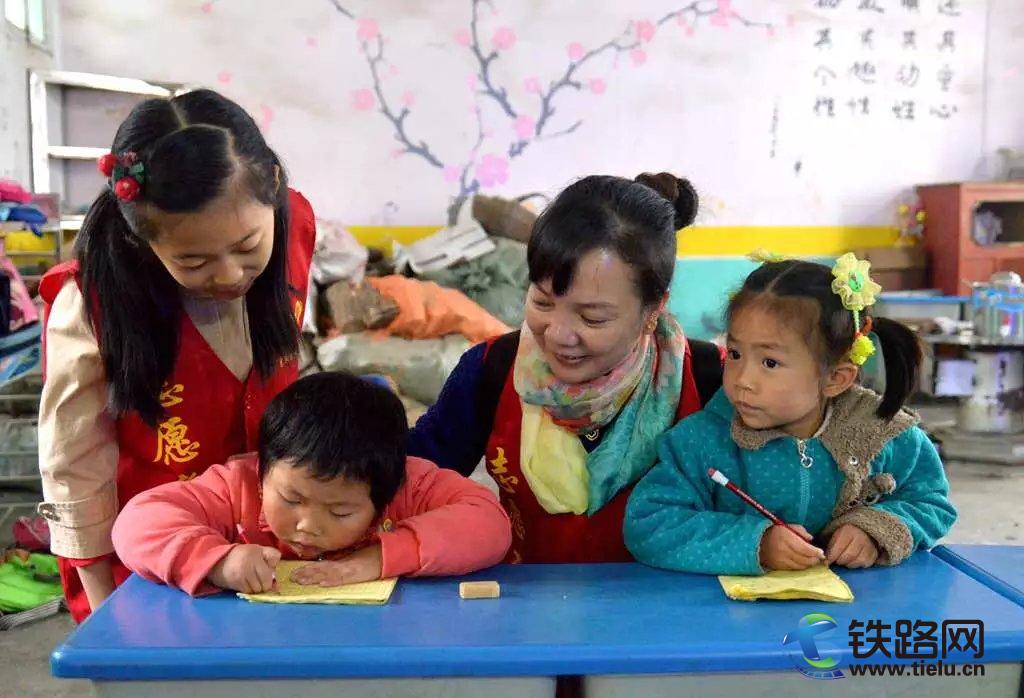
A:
[408,172,723,564]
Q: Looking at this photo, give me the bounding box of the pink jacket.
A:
[112,454,511,596]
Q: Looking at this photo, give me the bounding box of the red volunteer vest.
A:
[39,189,316,622]
[484,339,703,564]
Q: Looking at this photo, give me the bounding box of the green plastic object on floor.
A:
[0,553,62,613]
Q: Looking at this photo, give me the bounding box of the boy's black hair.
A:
[727,260,922,420]
[258,372,407,510]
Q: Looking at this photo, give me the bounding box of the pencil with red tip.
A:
[706,468,811,542]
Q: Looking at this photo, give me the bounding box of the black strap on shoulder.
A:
[688,338,724,408]
[472,330,520,455]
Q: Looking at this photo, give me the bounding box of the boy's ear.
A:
[823,361,859,398]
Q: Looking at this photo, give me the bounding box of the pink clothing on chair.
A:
[112,454,511,596]
[0,240,39,330]
[0,179,32,204]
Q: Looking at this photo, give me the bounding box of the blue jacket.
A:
[624,387,957,575]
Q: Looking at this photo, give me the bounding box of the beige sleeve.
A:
[37,280,119,559]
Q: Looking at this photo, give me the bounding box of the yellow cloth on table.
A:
[237,561,398,605]
[718,564,854,603]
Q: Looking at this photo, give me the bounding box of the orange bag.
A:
[366,276,510,343]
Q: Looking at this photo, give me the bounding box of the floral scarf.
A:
[512,314,687,515]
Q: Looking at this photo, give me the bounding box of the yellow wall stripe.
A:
[3,225,900,264]
[346,225,901,258]
[676,226,900,257]
[346,226,446,252]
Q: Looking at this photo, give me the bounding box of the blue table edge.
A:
[933,545,1024,609]
[50,551,1024,681]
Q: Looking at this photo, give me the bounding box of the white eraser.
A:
[459,581,500,599]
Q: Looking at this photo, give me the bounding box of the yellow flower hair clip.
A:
[748,248,786,264]
[848,317,875,366]
[831,253,882,366]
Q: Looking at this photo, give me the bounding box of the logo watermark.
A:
[784,613,845,679]
[783,615,986,680]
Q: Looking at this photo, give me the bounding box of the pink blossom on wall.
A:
[712,0,732,27]
[216,70,232,84]
[306,35,318,48]
[635,20,656,42]
[475,154,509,188]
[786,14,797,28]
[767,26,776,38]
[356,18,379,41]
[351,89,375,111]
[325,0,773,223]
[200,2,213,14]
[513,115,535,140]
[258,104,274,132]
[492,26,516,51]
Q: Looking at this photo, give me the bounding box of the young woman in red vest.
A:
[408,172,724,564]
[37,89,316,622]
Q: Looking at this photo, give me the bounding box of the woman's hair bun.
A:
[634,171,698,229]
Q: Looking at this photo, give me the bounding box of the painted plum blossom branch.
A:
[332,0,771,223]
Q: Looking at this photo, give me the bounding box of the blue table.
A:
[52,554,1024,697]
[935,545,1024,608]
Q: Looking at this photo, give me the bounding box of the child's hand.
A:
[826,524,879,568]
[291,544,383,587]
[207,544,281,593]
[759,523,826,571]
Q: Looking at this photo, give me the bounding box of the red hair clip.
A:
[97,153,118,177]
[97,151,145,202]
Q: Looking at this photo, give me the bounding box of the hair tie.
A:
[831,253,882,366]
[748,248,786,264]
[97,151,145,202]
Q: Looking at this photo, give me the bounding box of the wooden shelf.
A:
[918,182,1024,295]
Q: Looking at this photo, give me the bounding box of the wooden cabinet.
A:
[918,182,1024,295]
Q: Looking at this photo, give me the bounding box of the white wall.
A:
[981,0,1024,178]
[51,0,1024,225]
[0,0,59,184]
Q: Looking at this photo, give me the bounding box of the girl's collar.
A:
[728,385,918,469]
